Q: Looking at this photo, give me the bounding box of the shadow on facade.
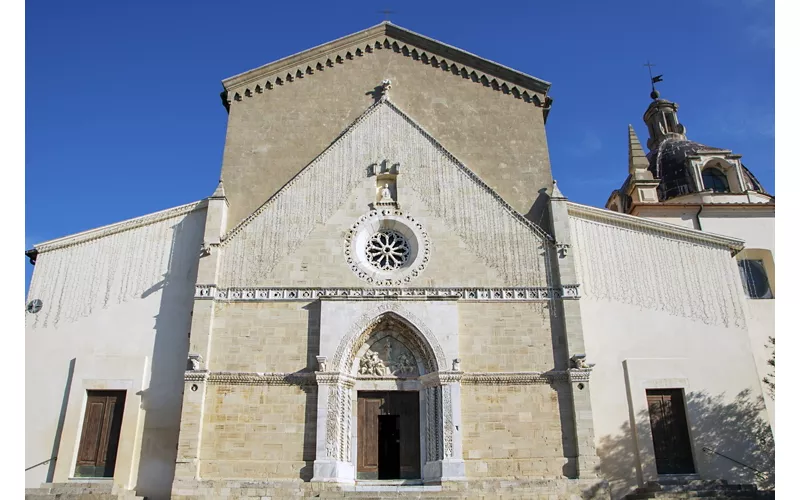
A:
[134,214,204,499]
[43,358,76,482]
[300,301,321,481]
[524,187,552,232]
[589,389,774,499]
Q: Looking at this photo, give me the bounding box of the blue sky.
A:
[25,0,775,290]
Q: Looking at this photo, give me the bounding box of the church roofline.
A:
[221,22,552,97]
[566,201,745,254]
[28,200,207,255]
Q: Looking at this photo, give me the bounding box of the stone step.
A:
[625,491,760,500]
[26,482,144,500]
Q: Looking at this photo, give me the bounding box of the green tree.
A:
[763,336,775,399]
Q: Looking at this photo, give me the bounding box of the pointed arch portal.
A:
[312,309,465,484]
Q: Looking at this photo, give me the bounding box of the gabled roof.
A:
[221,22,551,103]
[27,200,206,255]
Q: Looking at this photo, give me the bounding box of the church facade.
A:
[25,23,774,500]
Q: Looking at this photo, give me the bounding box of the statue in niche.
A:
[380,183,393,202]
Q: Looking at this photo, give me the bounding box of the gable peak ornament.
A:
[379,79,392,101]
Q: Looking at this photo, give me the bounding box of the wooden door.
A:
[75,391,126,478]
[357,392,421,480]
[358,395,382,477]
[646,389,695,475]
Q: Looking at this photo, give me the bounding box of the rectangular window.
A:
[738,259,773,299]
[646,389,695,475]
[74,390,126,478]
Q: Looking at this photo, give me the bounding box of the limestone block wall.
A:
[458,302,555,372]
[209,302,319,373]
[461,385,568,479]
[220,44,552,227]
[457,302,568,479]
[199,384,316,480]
[25,203,206,500]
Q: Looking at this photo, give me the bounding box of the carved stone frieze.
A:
[461,370,591,385]
[184,369,590,386]
[442,385,453,458]
[199,285,580,301]
[358,337,419,377]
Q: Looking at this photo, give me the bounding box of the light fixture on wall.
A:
[26,299,43,314]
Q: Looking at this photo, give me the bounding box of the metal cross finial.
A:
[378,9,395,21]
[644,61,663,100]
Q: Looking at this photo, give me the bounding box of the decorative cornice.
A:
[184,370,593,385]
[566,201,745,254]
[33,201,207,254]
[316,372,356,387]
[462,370,593,385]
[194,285,580,301]
[221,22,550,111]
[419,371,463,386]
[186,371,317,386]
[184,371,209,382]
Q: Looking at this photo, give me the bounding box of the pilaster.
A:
[173,181,228,482]
[420,372,466,483]
[312,372,356,483]
[548,181,600,478]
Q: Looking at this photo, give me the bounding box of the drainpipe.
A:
[695,204,704,231]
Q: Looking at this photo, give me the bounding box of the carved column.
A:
[312,372,355,483]
[173,181,228,483]
[420,372,466,483]
[548,181,601,478]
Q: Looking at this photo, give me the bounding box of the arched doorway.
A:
[313,308,465,484]
[350,324,427,480]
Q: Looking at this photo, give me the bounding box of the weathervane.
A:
[644,60,663,100]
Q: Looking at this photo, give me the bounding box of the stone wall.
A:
[461,384,568,479]
[209,302,318,373]
[459,302,554,372]
[199,384,316,481]
[220,45,552,227]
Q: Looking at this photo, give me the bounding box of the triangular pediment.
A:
[217,100,552,288]
[221,22,551,112]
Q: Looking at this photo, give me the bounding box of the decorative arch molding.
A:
[331,302,447,374]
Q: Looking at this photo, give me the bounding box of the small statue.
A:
[394,352,416,376]
[380,183,393,202]
[452,358,461,371]
[316,356,328,372]
[570,354,594,370]
[360,349,387,376]
[188,353,203,371]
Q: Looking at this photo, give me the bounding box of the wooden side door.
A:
[357,394,382,478]
[75,391,126,478]
[647,389,695,475]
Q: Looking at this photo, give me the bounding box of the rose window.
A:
[365,230,410,270]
